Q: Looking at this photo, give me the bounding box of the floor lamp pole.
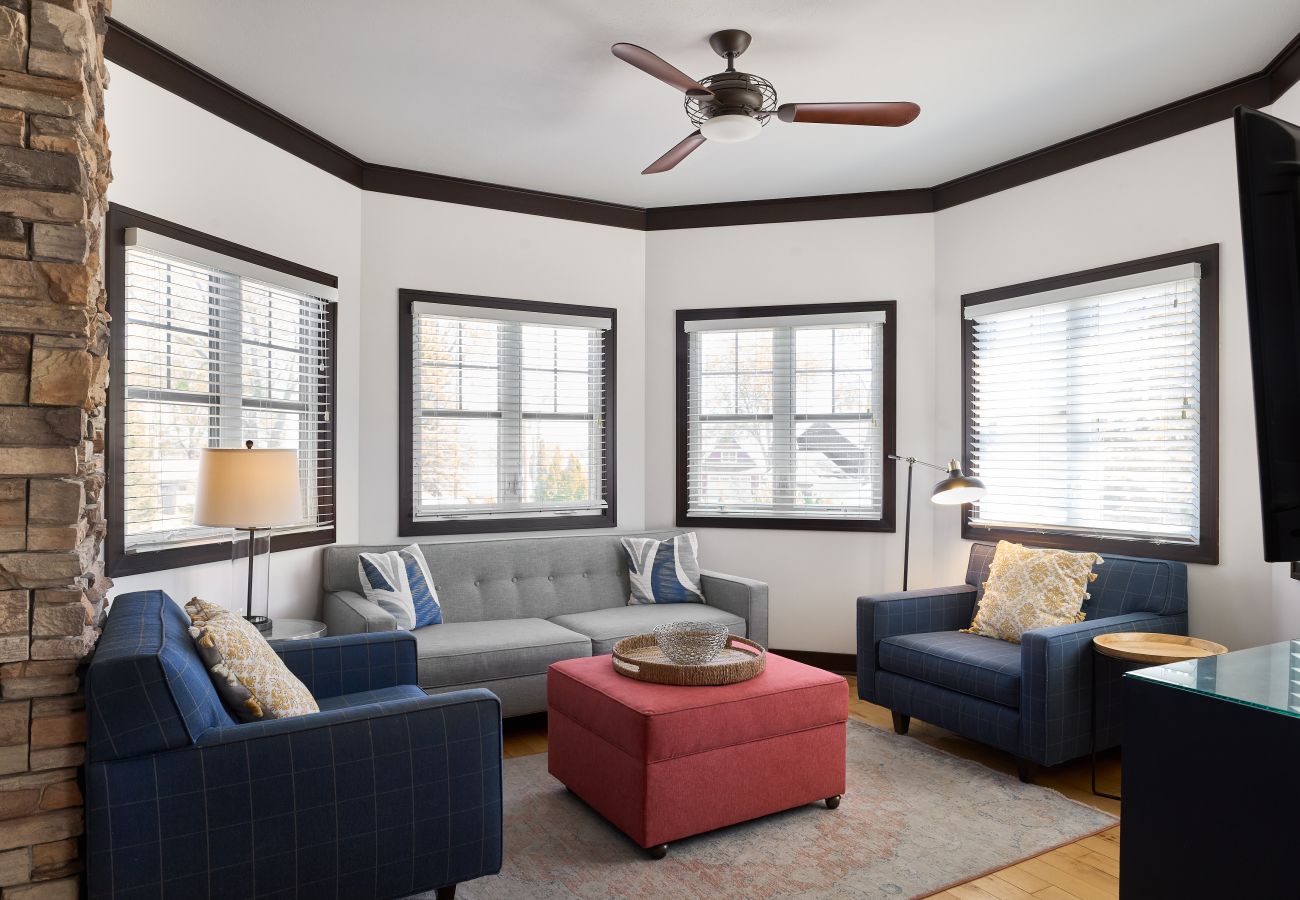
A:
[903,459,914,591]
[889,453,955,592]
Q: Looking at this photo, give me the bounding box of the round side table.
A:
[1090,632,1227,799]
[265,618,327,642]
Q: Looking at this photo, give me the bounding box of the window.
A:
[677,302,896,530]
[399,290,615,535]
[961,246,1219,563]
[106,206,337,576]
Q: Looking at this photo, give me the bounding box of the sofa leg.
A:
[891,711,910,735]
[435,887,456,900]
[648,843,668,860]
[1016,758,1036,784]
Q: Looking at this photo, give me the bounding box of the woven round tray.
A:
[611,632,767,686]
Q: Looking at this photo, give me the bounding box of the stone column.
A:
[0,0,112,896]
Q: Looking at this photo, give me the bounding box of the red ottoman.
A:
[547,653,848,857]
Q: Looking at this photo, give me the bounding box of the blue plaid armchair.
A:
[85,591,502,899]
[857,543,1189,778]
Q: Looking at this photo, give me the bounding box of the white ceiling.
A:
[112,0,1300,208]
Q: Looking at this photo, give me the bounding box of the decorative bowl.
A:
[652,621,729,665]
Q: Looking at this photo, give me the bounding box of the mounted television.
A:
[1235,106,1300,561]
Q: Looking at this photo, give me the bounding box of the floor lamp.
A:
[889,455,988,590]
[194,442,302,632]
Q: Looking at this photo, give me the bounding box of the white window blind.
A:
[685,312,887,521]
[122,241,333,553]
[966,266,1202,543]
[410,302,610,521]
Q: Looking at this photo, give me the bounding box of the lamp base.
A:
[245,614,272,635]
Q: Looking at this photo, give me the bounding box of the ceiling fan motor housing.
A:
[685,70,779,135]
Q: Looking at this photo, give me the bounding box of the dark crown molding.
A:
[106,17,1300,231]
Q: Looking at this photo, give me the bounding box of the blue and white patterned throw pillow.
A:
[357,544,443,629]
[622,533,705,605]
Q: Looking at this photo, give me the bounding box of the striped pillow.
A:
[357,544,443,629]
[622,533,705,605]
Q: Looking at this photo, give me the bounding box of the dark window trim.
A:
[104,17,1300,229]
[398,289,617,536]
[959,245,1220,565]
[105,204,338,577]
[675,301,897,532]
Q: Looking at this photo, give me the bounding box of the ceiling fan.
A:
[611,29,920,174]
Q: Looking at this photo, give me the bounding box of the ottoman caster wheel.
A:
[648,843,668,860]
[825,795,842,810]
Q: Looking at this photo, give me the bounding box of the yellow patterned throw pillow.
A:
[186,598,319,722]
[963,541,1103,643]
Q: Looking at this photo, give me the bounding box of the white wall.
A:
[357,192,647,544]
[931,83,1300,651]
[644,216,937,654]
[105,66,365,617]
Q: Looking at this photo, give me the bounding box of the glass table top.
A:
[1127,640,1300,718]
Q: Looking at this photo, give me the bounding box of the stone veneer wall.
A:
[0,0,112,896]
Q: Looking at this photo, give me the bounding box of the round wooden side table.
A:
[1090,632,1227,799]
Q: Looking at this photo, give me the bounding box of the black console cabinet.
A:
[1121,650,1300,898]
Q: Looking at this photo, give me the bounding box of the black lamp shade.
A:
[931,463,987,506]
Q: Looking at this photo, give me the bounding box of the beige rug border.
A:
[838,718,1120,899]
[916,821,1117,899]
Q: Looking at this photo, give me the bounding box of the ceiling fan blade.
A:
[642,131,706,175]
[612,43,713,97]
[776,102,921,126]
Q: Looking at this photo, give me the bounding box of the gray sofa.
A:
[321,531,768,717]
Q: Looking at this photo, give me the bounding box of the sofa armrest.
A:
[855,585,978,702]
[87,689,503,898]
[273,631,417,700]
[324,589,397,635]
[1019,610,1189,766]
[194,686,499,746]
[701,570,769,647]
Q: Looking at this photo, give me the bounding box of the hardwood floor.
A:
[501,676,1121,900]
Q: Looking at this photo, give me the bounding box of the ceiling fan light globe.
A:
[700,113,762,143]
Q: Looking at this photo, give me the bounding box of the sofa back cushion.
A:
[323,532,683,623]
[86,590,235,763]
[964,541,1188,619]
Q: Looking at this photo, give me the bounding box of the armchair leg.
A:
[1016,758,1036,784]
[891,711,910,735]
[436,886,457,900]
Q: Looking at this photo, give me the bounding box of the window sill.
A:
[399,511,614,537]
[677,514,895,533]
[962,522,1217,565]
[107,526,336,577]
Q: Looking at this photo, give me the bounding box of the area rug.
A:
[450,720,1115,899]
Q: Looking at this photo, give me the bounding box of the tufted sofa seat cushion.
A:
[414,618,591,690]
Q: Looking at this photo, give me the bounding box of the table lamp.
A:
[888,455,988,590]
[194,441,302,632]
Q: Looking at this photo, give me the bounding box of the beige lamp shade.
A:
[194,447,302,527]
